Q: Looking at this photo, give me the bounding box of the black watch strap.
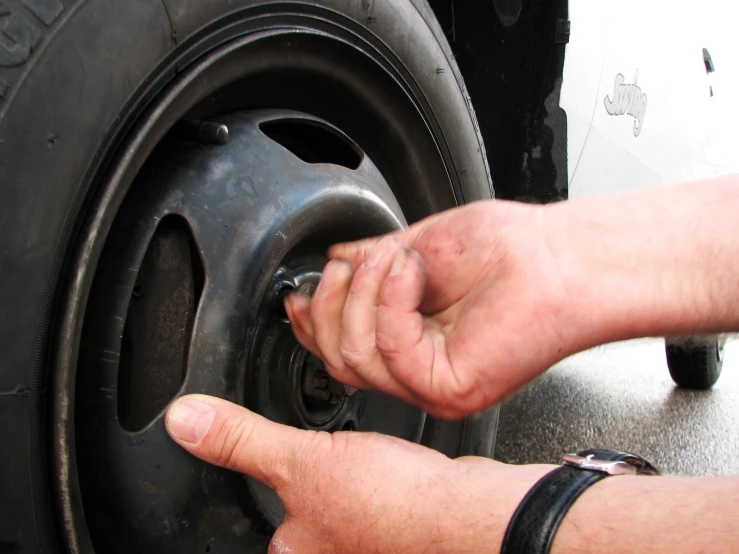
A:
[501,449,659,554]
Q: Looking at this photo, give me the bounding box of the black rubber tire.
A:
[665,340,724,390]
[0,1,493,552]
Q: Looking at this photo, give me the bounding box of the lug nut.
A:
[300,353,356,406]
[328,380,357,398]
[296,281,317,297]
[174,119,230,145]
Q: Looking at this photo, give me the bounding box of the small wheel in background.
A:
[665,339,725,390]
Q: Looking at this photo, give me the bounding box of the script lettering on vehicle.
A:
[604,71,647,137]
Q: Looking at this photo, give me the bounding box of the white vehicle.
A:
[563,0,739,196]
[561,0,739,388]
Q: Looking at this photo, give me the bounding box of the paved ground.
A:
[494,338,739,475]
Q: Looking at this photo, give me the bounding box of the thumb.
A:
[165,394,328,491]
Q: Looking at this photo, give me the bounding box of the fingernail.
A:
[328,259,354,278]
[317,260,353,293]
[389,247,407,276]
[166,397,216,444]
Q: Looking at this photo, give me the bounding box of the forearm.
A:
[457,460,739,553]
[547,177,739,352]
[552,472,739,553]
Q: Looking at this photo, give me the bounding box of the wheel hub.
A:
[301,353,358,407]
[251,261,362,433]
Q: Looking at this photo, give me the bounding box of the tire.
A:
[665,340,724,390]
[0,1,496,552]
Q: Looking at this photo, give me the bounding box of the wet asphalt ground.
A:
[494,338,739,476]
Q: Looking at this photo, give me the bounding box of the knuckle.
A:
[304,430,334,462]
[323,362,365,390]
[339,339,376,370]
[440,378,479,411]
[212,417,255,469]
[320,352,346,376]
[347,269,375,300]
[375,329,403,356]
[287,431,334,485]
[376,312,423,357]
[325,430,354,464]
[321,359,348,382]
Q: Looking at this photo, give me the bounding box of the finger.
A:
[328,236,384,269]
[285,294,321,358]
[328,226,421,270]
[375,257,482,420]
[371,247,478,417]
[375,249,442,404]
[338,237,424,401]
[286,294,313,339]
[310,260,369,389]
[328,208,448,267]
[165,394,329,492]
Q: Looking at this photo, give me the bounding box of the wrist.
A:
[548,473,642,554]
[542,181,739,351]
[541,197,654,351]
[449,459,556,553]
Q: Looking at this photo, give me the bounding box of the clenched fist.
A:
[285,200,571,419]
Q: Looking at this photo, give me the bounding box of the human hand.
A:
[165,394,552,554]
[285,200,573,418]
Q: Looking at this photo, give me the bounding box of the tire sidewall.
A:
[665,342,722,389]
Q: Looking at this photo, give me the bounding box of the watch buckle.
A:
[561,453,639,476]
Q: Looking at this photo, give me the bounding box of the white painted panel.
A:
[562,1,738,198]
[560,0,607,185]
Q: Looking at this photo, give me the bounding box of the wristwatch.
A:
[501,448,660,554]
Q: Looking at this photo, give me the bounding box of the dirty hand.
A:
[285,200,571,418]
[165,394,551,554]
[287,180,739,419]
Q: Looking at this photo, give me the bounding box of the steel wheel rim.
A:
[52,11,471,553]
